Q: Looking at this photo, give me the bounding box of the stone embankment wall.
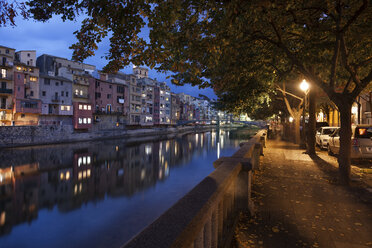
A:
[0,124,215,148]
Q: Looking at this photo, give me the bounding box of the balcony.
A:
[0,88,12,94]
[73,79,89,86]
[0,75,13,81]
[74,93,89,99]
[51,96,60,102]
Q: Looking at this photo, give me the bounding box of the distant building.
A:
[170,93,180,125]
[37,54,95,129]
[133,66,149,79]
[157,82,171,125]
[137,77,155,126]
[0,45,15,125]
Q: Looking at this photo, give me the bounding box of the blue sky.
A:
[0,15,216,99]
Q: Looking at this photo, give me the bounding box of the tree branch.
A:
[340,0,368,33]
[340,34,361,86]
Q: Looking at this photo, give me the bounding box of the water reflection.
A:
[0,127,256,247]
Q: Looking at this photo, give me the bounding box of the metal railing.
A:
[0,88,12,94]
[124,130,266,248]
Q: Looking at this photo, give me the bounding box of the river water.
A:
[0,127,256,248]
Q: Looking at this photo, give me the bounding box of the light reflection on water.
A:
[0,127,256,248]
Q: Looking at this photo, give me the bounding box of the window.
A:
[75,89,79,95]
[61,81,63,86]
[5,49,9,54]
[83,105,87,110]
[44,78,50,85]
[95,92,101,99]
[79,118,82,124]
[83,118,87,124]
[109,85,112,89]
[107,94,111,99]
[80,90,83,96]
[117,86,124,93]
[30,77,37,82]
[1,69,6,78]
[61,105,71,111]
[79,104,83,110]
[87,118,91,124]
[66,92,69,97]
[30,91,34,96]
[87,105,91,110]
[55,81,59,86]
[27,53,30,57]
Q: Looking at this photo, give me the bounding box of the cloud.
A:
[0,15,217,99]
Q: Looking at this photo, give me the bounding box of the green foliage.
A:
[24,0,372,116]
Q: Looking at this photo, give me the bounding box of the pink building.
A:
[72,102,93,130]
[89,73,129,116]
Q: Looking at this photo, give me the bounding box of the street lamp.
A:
[300,79,310,148]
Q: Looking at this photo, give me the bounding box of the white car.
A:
[316,127,339,149]
[328,125,372,160]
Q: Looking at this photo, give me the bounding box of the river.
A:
[0,127,257,248]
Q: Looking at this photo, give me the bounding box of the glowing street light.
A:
[300,79,310,148]
[300,79,310,93]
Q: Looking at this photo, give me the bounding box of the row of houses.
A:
[0,45,221,129]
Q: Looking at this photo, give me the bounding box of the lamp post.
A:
[300,79,310,148]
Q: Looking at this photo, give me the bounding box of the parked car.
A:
[328,125,372,160]
[316,127,339,149]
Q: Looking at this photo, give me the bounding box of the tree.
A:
[0,0,28,27]
[22,0,372,183]
[277,85,304,144]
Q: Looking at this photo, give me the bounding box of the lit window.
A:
[87,169,91,178]
[83,171,86,178]
[83,156,87,164]
[79,104,82,110]
[83,118,87,124]
[87,156,91,164]
[78,172,82,180]
[60,173,64,180]
[80,90,83,95]
[87,118,91,124]
[79,118,82,124]
[83,105,87,110]
[75,89,79,95]
[78,157,82,167]
[87,105,91,110]
[30,77,37,82]
[66,171,70,180]
[66,106,71,111]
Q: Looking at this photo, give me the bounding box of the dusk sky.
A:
[0,15,217,99]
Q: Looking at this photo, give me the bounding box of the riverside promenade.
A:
[234,139,372,248]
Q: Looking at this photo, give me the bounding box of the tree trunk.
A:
[294,112,301,144]
[337,102,352,185]
[307,89,316,154]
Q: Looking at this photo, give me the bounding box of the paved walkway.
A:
[234,139,372,248]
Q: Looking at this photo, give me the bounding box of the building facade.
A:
[37,54,95,129]
[13,50,42,125]
[0,45,15,125]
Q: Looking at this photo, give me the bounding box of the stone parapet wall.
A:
[0,124,215,148]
